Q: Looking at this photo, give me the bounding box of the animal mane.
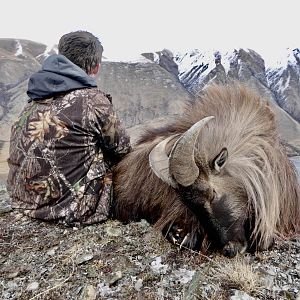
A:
[191,84,300,248]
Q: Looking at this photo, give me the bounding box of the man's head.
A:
[58,31,103,75]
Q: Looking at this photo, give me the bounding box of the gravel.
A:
[0,184,299,299]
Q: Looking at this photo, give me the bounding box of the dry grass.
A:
[182,253,264,299]
[208,256,264,296]
[179,245,264,299]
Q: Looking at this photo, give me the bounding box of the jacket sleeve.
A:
[91,92,131,166]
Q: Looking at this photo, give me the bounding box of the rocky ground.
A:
[0,183,300,300]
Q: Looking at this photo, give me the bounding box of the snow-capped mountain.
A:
[266,48,300,122]
[143,47,300,125]
[0,39,190,157]
[1,39,300,164]
[0,39,193,176]
[174,49,267,94]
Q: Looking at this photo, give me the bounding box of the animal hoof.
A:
[222,241,247,258]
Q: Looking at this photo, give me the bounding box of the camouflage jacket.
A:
[7,87,131,225]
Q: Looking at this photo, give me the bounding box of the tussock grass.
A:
[209,256,263,295]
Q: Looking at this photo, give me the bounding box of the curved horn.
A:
[169,116,215,187]
[149,134,180,188]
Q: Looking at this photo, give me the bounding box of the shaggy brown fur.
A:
[113,83,300,254]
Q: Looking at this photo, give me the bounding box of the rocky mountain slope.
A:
[97,60,189,135]
[0,39,190,176]
[1,40,300,178]
[0,39,189,130]
[266,48,300,122]
[143,48,300,150]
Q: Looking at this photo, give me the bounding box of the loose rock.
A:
[79,284,97,300]
[76,253,94,265]
[26,281,39,291]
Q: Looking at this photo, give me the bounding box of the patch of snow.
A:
[222,50,238,74]
[153,52,160,63]
[14,40,23,56]
[175,48,241,82]
[176,49,215,76]
[275,75,290,94]
[176,50,216,86]
[51,45,58,54]
[36,44,58,59]
[266,69,280,88]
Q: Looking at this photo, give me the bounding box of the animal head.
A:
[149,116,248,253]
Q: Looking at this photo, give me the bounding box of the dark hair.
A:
[58,31,103,74]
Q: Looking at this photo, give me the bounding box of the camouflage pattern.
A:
[7,88,131,225]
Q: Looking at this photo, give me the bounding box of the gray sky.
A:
[1,0,299,63]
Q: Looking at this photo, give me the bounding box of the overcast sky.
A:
[1,0,299,63]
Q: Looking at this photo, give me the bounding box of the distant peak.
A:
[14,39,23,57]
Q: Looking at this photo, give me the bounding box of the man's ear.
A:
[90,64,100,76]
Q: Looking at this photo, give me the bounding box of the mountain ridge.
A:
[142,47,300,148]
[1,39,300,177]
[0,39,191,176]
[143,47,300,120]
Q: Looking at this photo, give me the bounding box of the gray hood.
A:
[27,54,97,101]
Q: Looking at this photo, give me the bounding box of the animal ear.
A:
[213,148,228,173]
